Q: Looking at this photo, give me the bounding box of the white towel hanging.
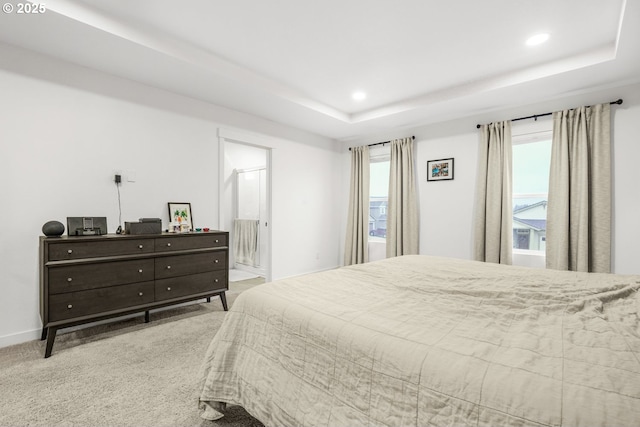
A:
[233,219,259,266]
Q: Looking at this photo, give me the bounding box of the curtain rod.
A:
[475,99,623,129]
[348,135,415,151]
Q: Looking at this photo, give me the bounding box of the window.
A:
[512,128,552,255]
[369,154,389,241]
[366,147,390,262]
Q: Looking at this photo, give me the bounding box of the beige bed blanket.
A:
[198,255,640,426]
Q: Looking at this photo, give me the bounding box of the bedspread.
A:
[198,255,640,426]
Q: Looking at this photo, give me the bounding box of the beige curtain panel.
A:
[473,121,513,264]
[546,103,611,273]
[344,145,370,265]
[387,137,419,257]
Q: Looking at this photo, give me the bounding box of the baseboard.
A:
[0,328,41,349]
[275,265,339,281]
[0,297,219,350]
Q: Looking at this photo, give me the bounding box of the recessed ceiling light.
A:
[352,91,367,101]
[526,33,549,46]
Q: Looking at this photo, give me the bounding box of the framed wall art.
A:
[168,202,193,232]
[427,158,454,181]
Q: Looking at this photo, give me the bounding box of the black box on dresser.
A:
[39,231,229,358]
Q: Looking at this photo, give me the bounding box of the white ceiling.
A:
[1,0,639,141]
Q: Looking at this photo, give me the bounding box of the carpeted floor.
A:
[0,279,265,427]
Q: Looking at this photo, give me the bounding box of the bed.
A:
[198,255,640,426]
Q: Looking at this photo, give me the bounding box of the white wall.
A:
[415,133,478,259]
[0,43,342,348]
[268,135,344,279]
[611,85,640,274]
[341,82,640,275]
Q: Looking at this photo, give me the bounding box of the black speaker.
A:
[67,217,107,236]
[42,220,65,237]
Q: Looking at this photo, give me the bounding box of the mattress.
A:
[198,255,640,426]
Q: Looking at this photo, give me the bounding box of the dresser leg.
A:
[41,327,48,341]
[206,297,211,303]
[144,310,150,323]
[44,327,57,358]
[219,291,228,311]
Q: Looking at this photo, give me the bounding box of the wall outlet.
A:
[114,174,121,183]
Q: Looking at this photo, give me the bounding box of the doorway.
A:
[219,137,271,283]
[234,167,267,276]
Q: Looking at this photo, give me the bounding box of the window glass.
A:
[369,158,389,242]
[512,134,551,252]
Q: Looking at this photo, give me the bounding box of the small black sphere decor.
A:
[42,220,65,237]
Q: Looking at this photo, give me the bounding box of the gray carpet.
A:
[0,279,265,427]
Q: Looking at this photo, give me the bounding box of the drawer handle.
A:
[138,269,143,273]
[214,259,219,263]
[166,265,171,270]
[167,287,171,291]
[167,243,171,247]
[138,292,144,296]
[67,249,73,254]
[215,239,219,243]
[214,279,219,283]
[138,245,144,249]
[67,304,73,309]
[67,277,73,282]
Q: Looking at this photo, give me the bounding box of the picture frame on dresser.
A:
[168,202,193,232]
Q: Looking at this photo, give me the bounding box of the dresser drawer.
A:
[154,233,227,252]
[48,259,154,294]
[49,282,155,322]
[155,251,226,279]
[48,239,155,261]
[155,270,227,301]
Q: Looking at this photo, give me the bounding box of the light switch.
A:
[127,170,136,182]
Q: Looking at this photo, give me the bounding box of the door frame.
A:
[218,129,272,283]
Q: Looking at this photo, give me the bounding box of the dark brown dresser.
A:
[39,231,228,358]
